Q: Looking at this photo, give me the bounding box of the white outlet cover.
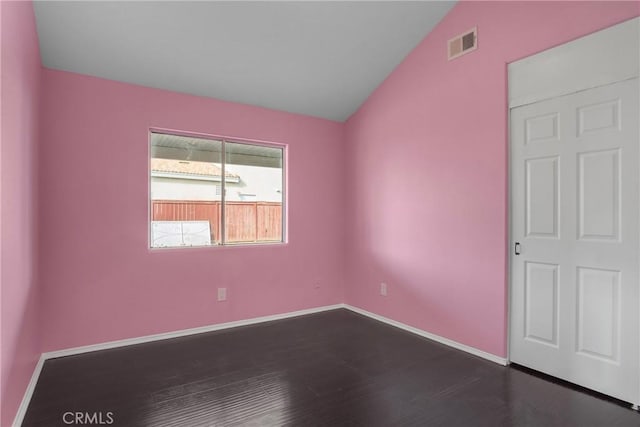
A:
[380,282,387,296]
[217,287,227,301]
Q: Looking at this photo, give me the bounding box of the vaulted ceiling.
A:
[33,1,455,122]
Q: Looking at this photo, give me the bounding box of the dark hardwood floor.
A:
[23,309,639,426]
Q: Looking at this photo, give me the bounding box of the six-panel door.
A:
[510,78,639,404]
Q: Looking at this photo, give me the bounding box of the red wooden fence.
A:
[151,200,282,243]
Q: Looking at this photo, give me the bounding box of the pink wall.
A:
[344,1,639,358]
[3,1,640,421]
[1,1,42,425]
[39,69,345,352]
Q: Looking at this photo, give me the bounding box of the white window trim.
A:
[148,130,287,250]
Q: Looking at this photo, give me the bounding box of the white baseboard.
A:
[44,304,345,360]
[14,302,507,426]
[42,303,506,365]
[343,304,508,366]
[12,354,46,427]
[13,303,344,426]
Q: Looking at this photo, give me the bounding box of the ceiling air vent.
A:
[448,27,477,60]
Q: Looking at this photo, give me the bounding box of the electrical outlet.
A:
[380,282,387,296]
[217,287,227,302]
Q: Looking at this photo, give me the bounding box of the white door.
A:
[510,77,639,404]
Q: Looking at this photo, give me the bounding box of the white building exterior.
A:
[151,162,283,203]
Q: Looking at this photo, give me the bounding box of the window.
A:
[149,131,285,248]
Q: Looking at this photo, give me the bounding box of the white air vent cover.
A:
[448,27,477,60]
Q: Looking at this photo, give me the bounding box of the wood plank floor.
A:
[23,309,639,426]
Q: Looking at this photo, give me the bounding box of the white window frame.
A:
[148,129,287,250]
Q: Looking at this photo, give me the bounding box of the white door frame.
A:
[507,17,640,405]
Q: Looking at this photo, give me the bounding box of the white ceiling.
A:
[33,1,455,122]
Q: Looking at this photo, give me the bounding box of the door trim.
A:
[507,17,640,406]
[508,17,639,109]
